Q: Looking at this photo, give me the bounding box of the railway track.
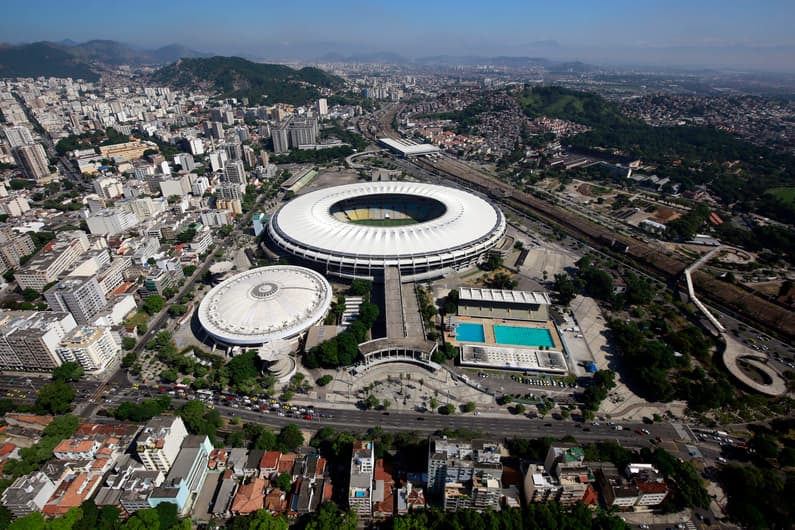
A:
[412,155,795,340]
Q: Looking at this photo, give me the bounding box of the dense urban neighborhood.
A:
[0,8,793,529]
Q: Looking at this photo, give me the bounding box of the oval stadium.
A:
[267,181,507,281]
[197,265,333,346]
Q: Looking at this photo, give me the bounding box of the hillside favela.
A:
[0,1,793,529]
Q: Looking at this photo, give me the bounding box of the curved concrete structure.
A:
[723,337,787,396]
[684,249,786,396]
[268,181,506,281]
[197,265,332,346]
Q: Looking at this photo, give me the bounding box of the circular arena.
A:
[197,265,333,346]
[267,182,506,281]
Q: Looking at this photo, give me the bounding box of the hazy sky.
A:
[3,0,795,70]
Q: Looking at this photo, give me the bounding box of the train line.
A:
[411,155,795,340]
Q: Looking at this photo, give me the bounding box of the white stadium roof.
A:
[378,137,440,156]
[197,266,332,346]
[269,181,503,258]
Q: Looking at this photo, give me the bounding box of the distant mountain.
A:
[0,42,99,80]
[318,51,409,64]
[0,39,212,81]
[149,44,210,64]
[415,55,553,67]
[67,40,210,65]
[152,56,344,105]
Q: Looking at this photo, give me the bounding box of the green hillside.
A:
[0,42,99,81]
[152,56,344,105]
[519,85,632,129]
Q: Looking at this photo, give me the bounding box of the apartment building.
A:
[14,231,90,291]
[348,440,374,517]
[56,325,120,373]
[45,276,107,325]
[0,311,77,372]
[135,416,189,473]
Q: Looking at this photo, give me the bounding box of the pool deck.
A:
[447,316,563,351]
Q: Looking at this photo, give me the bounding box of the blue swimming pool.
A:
[493,325,554,348]
[456,322,485,343]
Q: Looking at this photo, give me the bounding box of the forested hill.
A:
[517,86,795,224]
[151,57,344,105]
[519,85,633,129]
[0,42,100,81]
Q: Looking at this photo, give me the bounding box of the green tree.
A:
[554,273,577,305]
[349,279,372,297]
[8,512,46,530]
[52,361,84,382]
[35,380,75,415]
[223,350,259,387]
[142,295,165,315]
[159,369,178,383]
[275,472,292,492]
[486,271,517,290]
[252,428,277,451]
[363,395,379,410]
[121,507,161,530]
[305,502,356,530]
[277,424,304,452]
[482,253,503,271]
[316,375,333,386]
[122,337,137,350]
[22,288,39,302]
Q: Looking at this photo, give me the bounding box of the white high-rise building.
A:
[135,416,190,473]
[188,137,205,156]
[316,98,328,116]
[173,153,196,172]
[272,122,289,154]
[0,195,31,218]
[56,325,120,372]
[191,176,209,196]
[209,151,228,172]
[0,311,77,372]
[223,160,246,184]
[44,276,107,325]
[222,142,242,161]
[288,117,319,148]
[1,126,34,148]
[13,144,50,181]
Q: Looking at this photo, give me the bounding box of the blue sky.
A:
[3,0,794,69]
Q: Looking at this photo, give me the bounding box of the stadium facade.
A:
[267,181,506,281]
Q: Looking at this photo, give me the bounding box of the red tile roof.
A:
[260,451,281,471]
[231,478,266,515]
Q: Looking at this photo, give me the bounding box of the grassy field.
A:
[766,187,795,203]
[124,312,149,327]
[350,218,419,227]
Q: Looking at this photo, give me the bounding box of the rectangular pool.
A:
[456,322,485,343]
[493,325,554,348]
